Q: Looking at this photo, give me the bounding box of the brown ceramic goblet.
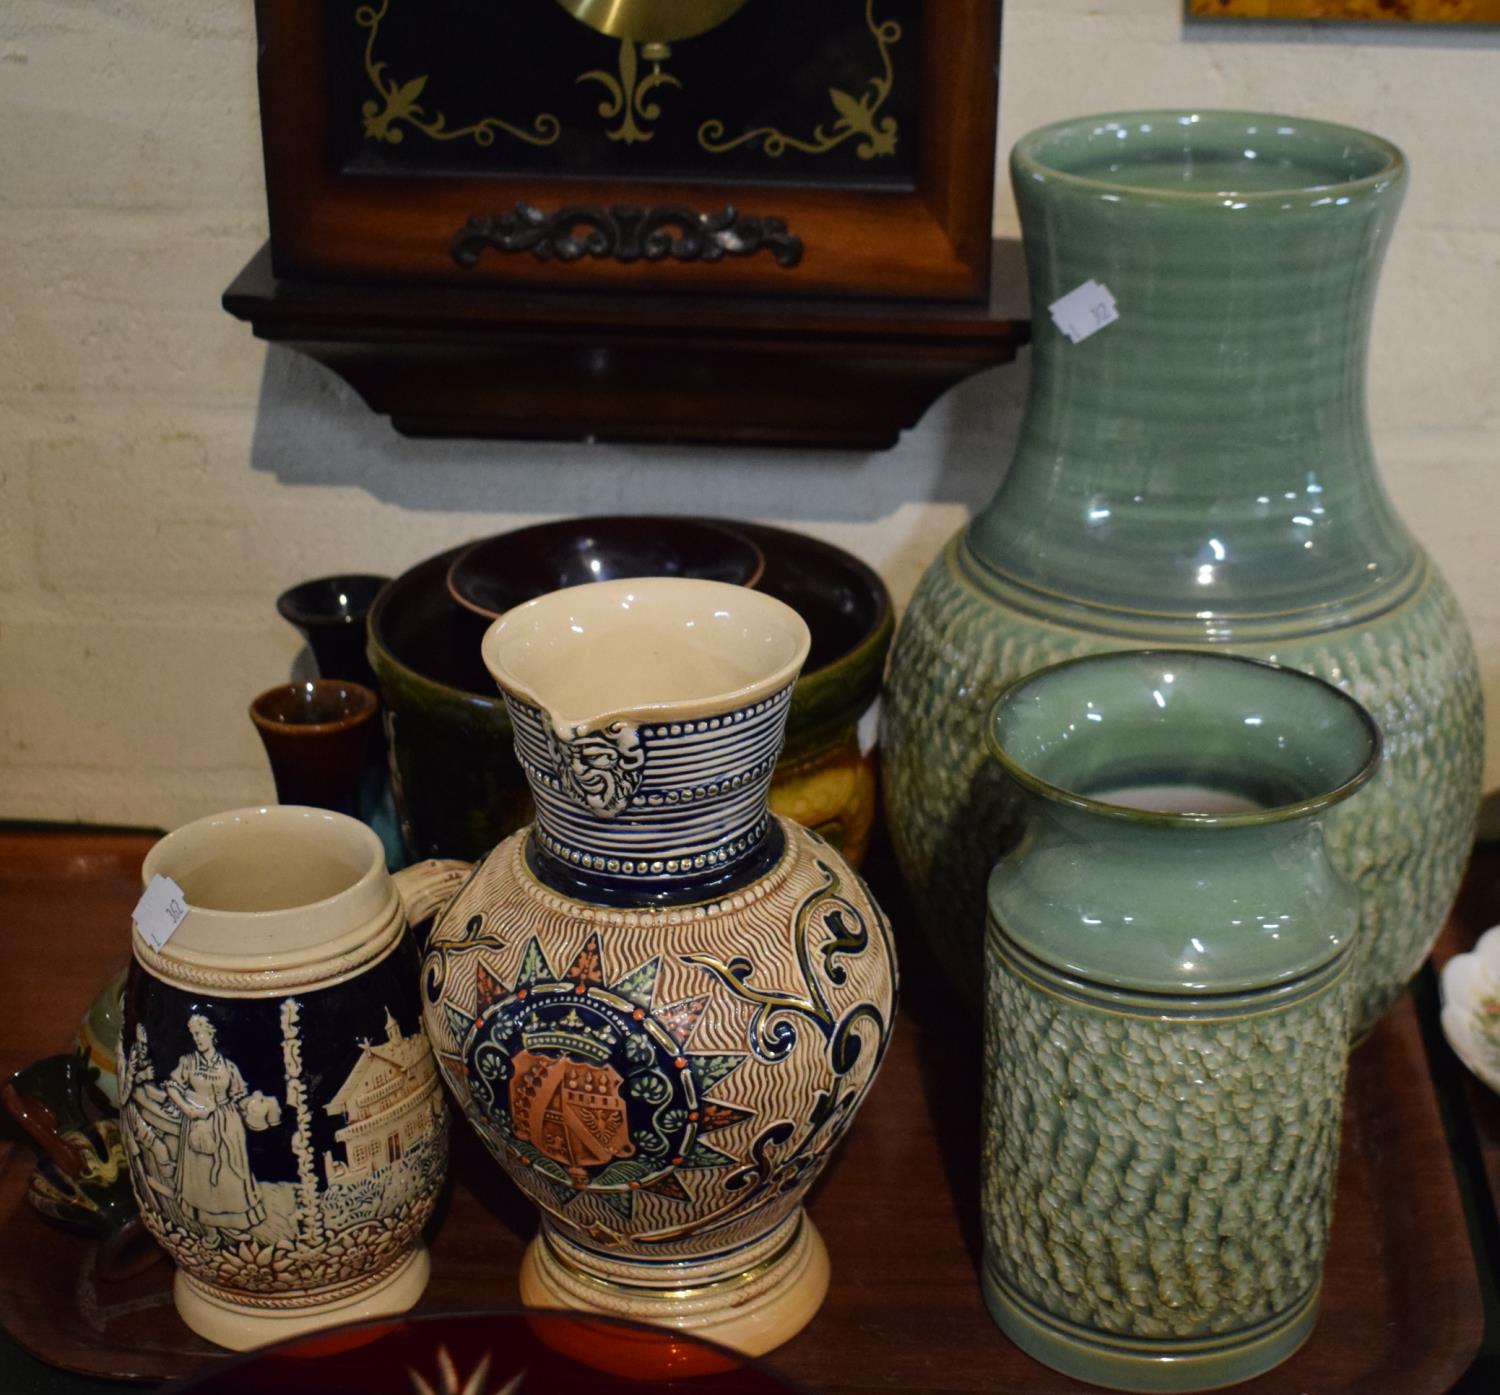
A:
[249,680,379,818]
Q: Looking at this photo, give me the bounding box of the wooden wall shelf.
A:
[221,243,1030,449]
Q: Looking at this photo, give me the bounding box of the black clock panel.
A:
[332,0,923,188]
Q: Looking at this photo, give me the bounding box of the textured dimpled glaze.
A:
[885,541,1482,1033]
[979,649,1375,1390]
[982,956,1350,1391]
[984,963,1348,1339]
[882,112,1484,1037]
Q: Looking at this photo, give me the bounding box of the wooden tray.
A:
[0,827,1486,1392]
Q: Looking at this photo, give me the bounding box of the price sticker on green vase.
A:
[1048,279,1119,344]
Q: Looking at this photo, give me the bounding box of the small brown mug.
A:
[249,679,379,817]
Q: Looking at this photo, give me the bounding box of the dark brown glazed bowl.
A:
[368,523,893,867]
[448,515,765,620]
[174,1308,811,1390]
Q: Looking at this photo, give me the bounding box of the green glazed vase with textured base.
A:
[982,650,1380,1392]
[882,110,1483,1037]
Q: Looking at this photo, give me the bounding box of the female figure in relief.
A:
[162,1014,275,1235]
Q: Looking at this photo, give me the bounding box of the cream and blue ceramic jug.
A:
[417,578,898,1359]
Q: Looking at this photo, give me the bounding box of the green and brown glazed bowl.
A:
[368,547,525,863]
[736,522,893,868]
[75,966,128,1108]
[368,522,893,867]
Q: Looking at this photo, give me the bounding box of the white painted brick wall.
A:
[1,1,1496,831]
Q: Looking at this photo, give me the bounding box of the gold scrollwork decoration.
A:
[697,0,900,160]
[578,38,680,145]
[356,0,560,149]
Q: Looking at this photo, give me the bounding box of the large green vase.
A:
[882,111,1484,1037]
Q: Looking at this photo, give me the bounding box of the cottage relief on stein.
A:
[119,1003,447,1296]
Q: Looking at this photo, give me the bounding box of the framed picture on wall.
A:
[1189,1,1500,19]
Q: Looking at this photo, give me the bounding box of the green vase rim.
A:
[1012,109,1405,209]
[986,648,1382,830]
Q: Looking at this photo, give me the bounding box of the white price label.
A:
[133,874,190,951]
[857,698,881,759]
[1048,279,1119,344]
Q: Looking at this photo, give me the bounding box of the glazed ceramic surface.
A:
[275,575,401,865]
[1,1053,156,1279]
[736,523,892,869]
[367,549,524,863]
[117,807,459,1350]
[982,651,1379,1392]
[369,524,891,868]
[447,516,765,621]
[882,111,1484,1036]
[276,574,390,691]
[420,579,897,1357]
[1440,925,1500,1097]
[76,966,128,1107]
[249,680,379,819]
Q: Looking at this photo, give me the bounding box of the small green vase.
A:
[882,110,1483,1037]
[982,650,1379,1393]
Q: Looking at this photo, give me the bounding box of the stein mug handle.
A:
[392,859,472,935]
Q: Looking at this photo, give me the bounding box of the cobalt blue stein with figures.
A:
[117,805,464,1349]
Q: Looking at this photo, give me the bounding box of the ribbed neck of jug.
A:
[503,684,793,906]
[970,111,1419,638]
[481,577,810,909]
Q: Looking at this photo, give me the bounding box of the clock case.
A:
[223,0,1028,448]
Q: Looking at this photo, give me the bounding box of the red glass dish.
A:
[172,1307,811,1393]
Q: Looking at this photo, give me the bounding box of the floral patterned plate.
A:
[1439,924,1500,1094]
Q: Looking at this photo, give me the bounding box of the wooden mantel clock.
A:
[223,0,1028,448]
